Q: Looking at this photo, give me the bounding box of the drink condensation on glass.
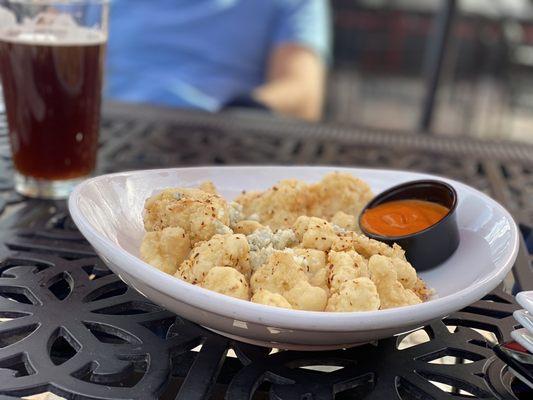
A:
[0,1,108,199]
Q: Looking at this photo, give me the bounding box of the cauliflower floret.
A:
[140,227,191,275]
[293,249,326,274]
[293,216,337,251]
[235,180,310,230]
[391,257,417,289]
[330,211,357,231]
[250,252,326,311]
[412,278,433,301]
[251,289,292,309]
[284,280,328,311]
[176,234,250,284]
[332,232,406,261]
[309,267,329,292]
[233,220,264,235]
[198,181,219,195]
[326,278,380,312]
[143,188,231,245]
[307,172,374,220]
[201,267,249,300]
[250,252,307,294]
[368,255,421,309]
[327,251,369,293]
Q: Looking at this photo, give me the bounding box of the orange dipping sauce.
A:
[361,199,449,237]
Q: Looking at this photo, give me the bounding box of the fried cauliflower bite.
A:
[284,280,328,311]
[332,232,406,261]
[412,278,433,301]
[140,227,191,275]
[293,249,326,273]
[309,268,329,292]
[251,289,292,309]
[250,252,327,311]
[330,211,358,232]
[391,257,417,290]
[292,249,329,291]
[251,252,306,294]
[307,172,374,220]
[198,181,219,195]
[232,220,264,235]
[368,255,421,309]
[327,251,369,293]
[176,234,250,284]
[293,216,337,251]
[235,179,309,231]
[326,278,380,312]
[201,267,250,300]
[143,188,232,244]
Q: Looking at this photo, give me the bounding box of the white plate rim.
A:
[68,166,519,332]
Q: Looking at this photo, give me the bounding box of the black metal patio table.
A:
[0,102,532,400]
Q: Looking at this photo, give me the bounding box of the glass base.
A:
[14,172,87,200]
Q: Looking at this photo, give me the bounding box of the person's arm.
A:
[253,43,326,121]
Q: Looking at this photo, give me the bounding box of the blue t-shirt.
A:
[105,0,330,110]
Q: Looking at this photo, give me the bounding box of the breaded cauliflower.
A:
[251,289,292,309]
[140,227,191,275]
[327,251,369,293]
[330,211,357,232]
[368,255,421,309]
[232,220,264,235]
[284,280,328,311]
[412,278,433,301]
[250,252,307,294]
[293,249,326,274]
[326,278,380,312]
[143,188,231,244]
[309,267,329,292]
[332,231,406,261]
[141,175,433,311]
[250,252,327,311]
[307,172,374,220]
[235,179,309,231]
[201,267,249,300]
[391,257,417,290]
[293,216,337,251]
[198,181,219,195]
[176,234,250,284]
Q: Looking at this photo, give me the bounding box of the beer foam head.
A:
[0,6,106,45]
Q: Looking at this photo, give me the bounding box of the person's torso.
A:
[106,0,282,109]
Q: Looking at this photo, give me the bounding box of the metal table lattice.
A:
[0,103,532,400]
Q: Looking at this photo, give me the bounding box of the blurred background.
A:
[325,0,533,142]
[3,0,533,143]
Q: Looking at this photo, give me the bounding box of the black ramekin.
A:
[359,179,459,271]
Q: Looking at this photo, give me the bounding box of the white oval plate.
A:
[68,166,519,350]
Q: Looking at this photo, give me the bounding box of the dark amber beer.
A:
[0,0,108,198]
[0,36,105,180]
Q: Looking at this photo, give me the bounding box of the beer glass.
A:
[0,0,108,199]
